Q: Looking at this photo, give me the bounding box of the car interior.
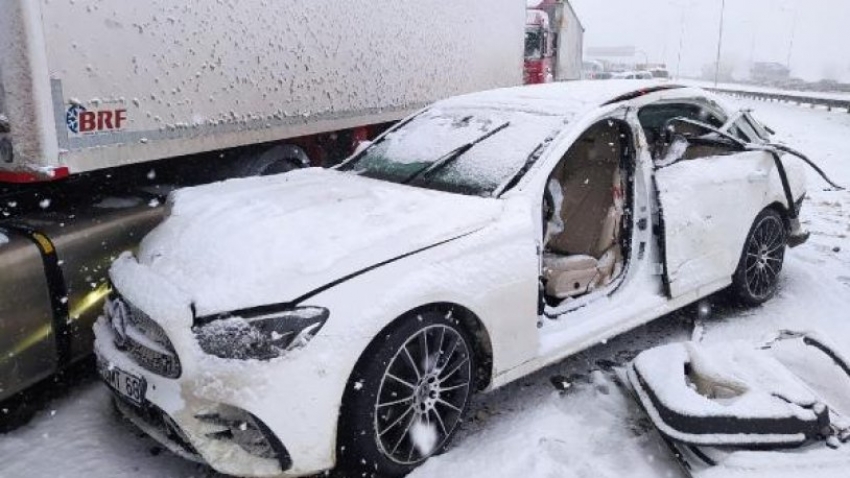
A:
[637,102,740,163]
[541,119,632,303]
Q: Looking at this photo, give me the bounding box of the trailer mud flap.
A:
[3,224,72,367]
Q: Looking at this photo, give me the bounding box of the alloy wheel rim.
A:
[374,320,472,465]
[744,215,786,299]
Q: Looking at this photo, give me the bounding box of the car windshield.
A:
[525,28,543,59]
[338,108,566,196]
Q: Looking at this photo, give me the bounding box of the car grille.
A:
[110,294,182,379]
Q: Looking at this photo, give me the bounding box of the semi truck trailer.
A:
[525,0,584,84]
[0,0,525,410]
[1,0,523,182]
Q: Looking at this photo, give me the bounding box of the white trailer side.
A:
[0,0,60,179]
[554,1,584,81]
[0,0,524,181]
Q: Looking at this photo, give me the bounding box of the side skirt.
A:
[487,278,730,391]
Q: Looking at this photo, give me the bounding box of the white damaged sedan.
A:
[95,81,810,477]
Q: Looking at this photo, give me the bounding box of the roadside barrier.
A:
[708,87,850,113]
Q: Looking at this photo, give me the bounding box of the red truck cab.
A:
[524,9,554,84]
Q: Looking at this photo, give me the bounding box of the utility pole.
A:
[786,2,799,73]
[713,0,727,87]
[673,0,695,80]
[675,7,686,79]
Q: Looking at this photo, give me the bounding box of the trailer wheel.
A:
[258,157,303,175]
[239,144,310,176]
[731,208,787,306]
[338,310,475,477]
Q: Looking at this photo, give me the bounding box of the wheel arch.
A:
[765,201,792,230]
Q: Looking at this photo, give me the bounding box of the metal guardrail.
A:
[708,87,850,113]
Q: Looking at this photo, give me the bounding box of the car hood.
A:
[130,168,502,317]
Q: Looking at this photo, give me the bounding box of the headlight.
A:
[193,306,329,360]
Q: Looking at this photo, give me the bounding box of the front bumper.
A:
[94,316,362,477]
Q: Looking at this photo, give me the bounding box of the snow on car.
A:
[94,80,809,477]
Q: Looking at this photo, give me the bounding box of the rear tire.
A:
[731,208,787,306]
[338,309,476,477]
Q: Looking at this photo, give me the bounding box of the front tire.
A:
[338,309,476,477]
[731,208,787,306]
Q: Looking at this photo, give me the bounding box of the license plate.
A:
[99,360,146,407]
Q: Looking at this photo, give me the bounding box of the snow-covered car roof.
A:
[435,80,696,119]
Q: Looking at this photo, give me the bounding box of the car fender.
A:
[308,195,541,390]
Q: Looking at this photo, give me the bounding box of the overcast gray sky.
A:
[571,0,850,81]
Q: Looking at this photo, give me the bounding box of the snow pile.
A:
[0,232,8,247]
[412,371,679,478]
[0,386,200,478]
[701,447,850,478]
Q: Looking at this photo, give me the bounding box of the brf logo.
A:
[66,104,127,134]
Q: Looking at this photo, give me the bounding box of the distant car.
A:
[96,81,808,477]
[613,70,653,80]
[588,71,613,80]
[649,68,670,79]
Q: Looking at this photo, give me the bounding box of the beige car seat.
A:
[543,129,625,299]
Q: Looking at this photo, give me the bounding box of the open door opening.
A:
[541,119,634,306]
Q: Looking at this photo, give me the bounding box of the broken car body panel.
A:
[628,332,850,478]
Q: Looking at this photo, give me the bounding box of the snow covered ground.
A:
[1,97,848,478]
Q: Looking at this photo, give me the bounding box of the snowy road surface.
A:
[2,97,849,478]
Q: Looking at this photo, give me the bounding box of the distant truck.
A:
[0,0,524,410]
[750,62,792,86]
[524,0,584,84]
[0,0,524,183]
